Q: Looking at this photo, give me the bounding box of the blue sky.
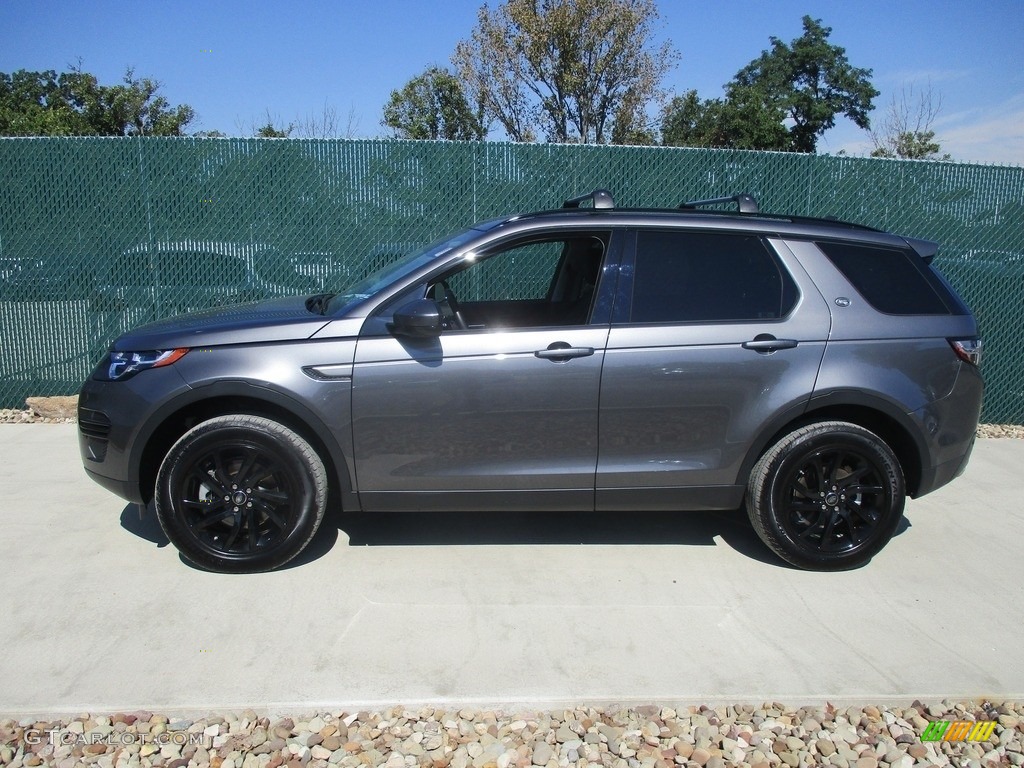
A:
[2,0,1022,164]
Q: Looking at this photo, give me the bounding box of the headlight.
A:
[97,349,189,381]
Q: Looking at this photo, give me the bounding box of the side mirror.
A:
[390,298,442,337]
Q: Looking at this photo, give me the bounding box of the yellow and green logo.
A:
[920,720,997,742]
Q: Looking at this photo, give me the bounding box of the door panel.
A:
[597,325,827,495]
[352,327,608,510]
[596,232,831,509]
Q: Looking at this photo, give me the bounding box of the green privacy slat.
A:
[0,137,1021,423]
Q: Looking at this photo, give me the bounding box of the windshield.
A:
[324,226,488,315]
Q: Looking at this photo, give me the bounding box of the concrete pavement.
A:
[1,424,1021,717]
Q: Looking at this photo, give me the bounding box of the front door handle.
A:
[535,342,595,362]
[742,335,798,353]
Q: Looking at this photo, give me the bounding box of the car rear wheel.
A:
[155,415,327,573]
[747,421,905,570]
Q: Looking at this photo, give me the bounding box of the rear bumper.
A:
[912,362,983,498]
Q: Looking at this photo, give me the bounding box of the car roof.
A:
[490,190,921,253]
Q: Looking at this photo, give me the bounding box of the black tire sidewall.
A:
[155,417,325,573]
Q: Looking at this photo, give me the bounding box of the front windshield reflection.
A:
[325,227,486,315]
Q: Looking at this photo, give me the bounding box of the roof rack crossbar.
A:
[563,189,615,209]
[679,194,759,214]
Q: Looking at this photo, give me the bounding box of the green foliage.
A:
[869,83,951,160]
[382,67,485,141]
[660,90,789,150]
[662,16,877,153]
[0,67,194,137]
[729,16,878,152]
[453,0,678,144]
[871,130,949,160]
[255,122,292,138]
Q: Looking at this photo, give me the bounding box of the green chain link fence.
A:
[1,137,1022,422]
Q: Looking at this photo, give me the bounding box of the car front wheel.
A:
[746,421,905,570]
[155,415,327,573]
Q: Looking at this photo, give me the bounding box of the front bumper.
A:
[77,364,193,505]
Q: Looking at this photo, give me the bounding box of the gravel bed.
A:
[1,701,1021,768]
[0,409,76,425]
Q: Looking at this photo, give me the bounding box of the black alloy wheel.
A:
[155,415,327,573]
[747,421,905,570]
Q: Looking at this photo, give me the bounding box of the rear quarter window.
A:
[816,241,959,315]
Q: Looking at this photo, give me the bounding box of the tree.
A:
[661,91,724,148]
[296,103,360,139]
[869,82,951,160]
[0,66,194,136]
[727,16,878,152]
[243,104,360,139]
[255,122,291,138]
[660,89,790,151]
[382,66,485,140]
[452,0,678,144]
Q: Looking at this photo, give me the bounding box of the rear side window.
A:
[817,241,956,315]
[627,230,797,323]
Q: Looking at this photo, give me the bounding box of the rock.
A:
[25,395,79,420]
[817,738,836,757]
[690,748,710,766]
[424,735,444,751]
[905,743,927,760]
[531,742,552,766]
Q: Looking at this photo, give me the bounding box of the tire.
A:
[155,415,328,573]
[746,421,905,571]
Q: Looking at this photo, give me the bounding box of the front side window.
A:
[430,233,608,330]
[626,230,797,323]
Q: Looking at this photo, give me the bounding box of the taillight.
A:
[949,338,982,366]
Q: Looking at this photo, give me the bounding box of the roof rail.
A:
[563,189,615,209]
[680,194,759,214]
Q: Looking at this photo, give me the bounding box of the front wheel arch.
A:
[135,386,354,510]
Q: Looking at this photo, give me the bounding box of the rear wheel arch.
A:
[741,396,926,498]
[135,385,353,509]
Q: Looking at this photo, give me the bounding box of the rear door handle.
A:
[535,342,595,361]
[742,335,798,353]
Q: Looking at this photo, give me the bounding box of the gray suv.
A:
[78,191,983,573]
